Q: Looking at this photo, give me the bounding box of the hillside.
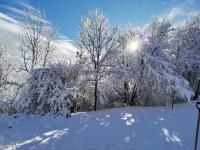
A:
[0,103,199,150]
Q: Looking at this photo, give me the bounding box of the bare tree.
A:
[0,44,8,114]
[78,9,118,111]
[0,44,9,88]
[0,43,18,115]
[19,9,55,74]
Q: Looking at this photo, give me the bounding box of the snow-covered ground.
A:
[0,103,199,150]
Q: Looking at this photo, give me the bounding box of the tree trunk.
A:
[130,84,137,106]
[124,81,129,104]
[0,108,4,115]
[171,91,175,109]
[194,79,200,100]
[94,81,98,111]
[70,106,75,113]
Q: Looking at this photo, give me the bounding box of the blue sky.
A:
[0,0,200,41]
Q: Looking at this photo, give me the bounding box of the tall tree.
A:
[78,9,118,111]
[19,9,55,74]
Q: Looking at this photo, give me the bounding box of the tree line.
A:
[0,9,199,117]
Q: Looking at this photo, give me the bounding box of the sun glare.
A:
[127,39,141,53]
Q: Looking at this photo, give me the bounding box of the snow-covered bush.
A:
[17,63,78,117]
[0,85,18,115]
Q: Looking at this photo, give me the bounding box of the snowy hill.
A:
[0,103,199,150]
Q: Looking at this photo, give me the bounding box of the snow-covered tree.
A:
[170,15,200,99]
[136,18,193,105]
[182,16,200,98]
[78,9,118,111]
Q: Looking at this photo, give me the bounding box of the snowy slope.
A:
[0,103,199,150]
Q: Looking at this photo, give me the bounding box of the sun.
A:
[127,39,141,53]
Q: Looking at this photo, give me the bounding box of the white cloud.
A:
[53,37,77,62]
[0,12,20,45]
[189,10,200,17]
[153,2,200,27]
[0,11,18,24]
[0,11,77,63]
[168,7,184,20]
[0,5,27,16]
[0,1,77,62]
[155,7,185,21]
[0,5,50,24]
[17,1,37,11]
